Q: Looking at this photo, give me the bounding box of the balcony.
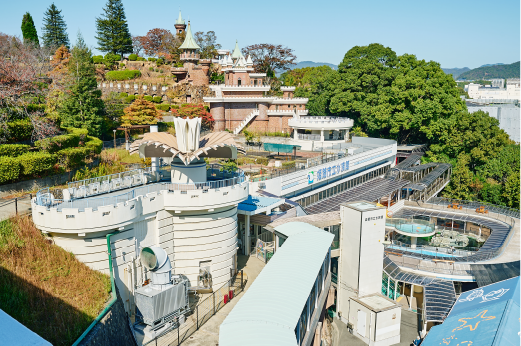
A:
[289,116,354,130]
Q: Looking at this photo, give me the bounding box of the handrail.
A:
[385,217,436,235]
[426,196,520,220]
[71,231,118,346]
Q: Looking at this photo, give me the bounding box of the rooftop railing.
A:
[426,197,520,220]
[291,116,354,125]
[385,218,436,235]
[35,165,246,211]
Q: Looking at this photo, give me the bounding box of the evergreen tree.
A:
[121,97,162,126]
[59,33,105,137]
[21,12,39,45]
[95,0,132,56]
[42,3,70,49]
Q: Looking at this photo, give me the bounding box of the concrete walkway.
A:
[180,255,265,346]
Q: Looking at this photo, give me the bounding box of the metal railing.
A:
[298,133,321,141]
[385,218,436,235]
[427,197,520,220]
[35,167,246,211]
[385,240,476,258]
[143,271,247,346]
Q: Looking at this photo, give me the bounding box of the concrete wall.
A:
[468,105,520,142]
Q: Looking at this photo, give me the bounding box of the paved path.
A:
[178,255,265,346]
[0,197,32,222]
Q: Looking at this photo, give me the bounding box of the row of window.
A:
[296,165,391,208]
[295,249,331,345]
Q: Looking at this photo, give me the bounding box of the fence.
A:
[426,197,520,221]
[385,218,436,235]
[143,271,247,346]
[102,138,128,149]
[0,195,33,222]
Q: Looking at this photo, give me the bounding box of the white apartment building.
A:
[466,79,520,101]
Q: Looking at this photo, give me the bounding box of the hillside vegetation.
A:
[458,61,520,80]
[442,67,470,79]
[0,215,111,346]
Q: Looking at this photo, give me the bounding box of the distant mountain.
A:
[292,61,338,70]
[480,63,505,67]
[442,67,471,79]
[458,61,520,80]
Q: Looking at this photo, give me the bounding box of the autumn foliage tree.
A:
[137,28,184,62]
[121,97,162,127]
[241,44,296,77]
[171,104,214,130]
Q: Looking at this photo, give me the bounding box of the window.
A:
[309,283,316,317]
[254,79,258,86]
[238,78,241,86]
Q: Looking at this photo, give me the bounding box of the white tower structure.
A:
[337,202,387,317]
[31,125,248,316]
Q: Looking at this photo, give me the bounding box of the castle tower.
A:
[179,21,201,65]
[230,40,244,63]
[174,10,186,34]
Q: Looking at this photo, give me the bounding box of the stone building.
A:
[171,17,211,86]
[204,42,308,134]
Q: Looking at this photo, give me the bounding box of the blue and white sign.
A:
[307,171,314,184]
[316,161,350,182]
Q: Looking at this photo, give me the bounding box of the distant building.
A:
[466,79,520,101]
[466,100,520,142]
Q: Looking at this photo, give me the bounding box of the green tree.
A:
[194,31,221,59]
[95,0,132,56]
[59,33,105,137]
[41,3,70,49]
[502,171,520,208]
[294,66,336,116]
[442,153,475,200]
[21,12,39,45]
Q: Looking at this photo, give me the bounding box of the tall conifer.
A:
[59,33,105,137]
[95,0,132,56]
[21,12,39,45]
[42,3,70,49]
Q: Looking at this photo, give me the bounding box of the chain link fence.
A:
[143,270,247,346]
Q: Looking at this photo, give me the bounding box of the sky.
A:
[1,0,520,69]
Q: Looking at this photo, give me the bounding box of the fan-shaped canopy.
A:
[129,131,245,165]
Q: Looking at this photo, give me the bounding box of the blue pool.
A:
[388,245,461,258]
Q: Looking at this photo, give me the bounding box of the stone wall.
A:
[77,288,136,346]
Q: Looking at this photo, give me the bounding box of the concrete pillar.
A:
[245,214,251,256]
[410,284,414,310]
[294,129,298,140]
[320,129,324,142]
[411,237,417,249]
[394,280,398,300]
[150,125,159,172]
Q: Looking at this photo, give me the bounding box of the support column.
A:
[294,129,298,140]
[411,237,417,249]
[410,284,414,310]
[245,214,251,256]
[394,280,398,300]
[320,129,324,142]
[150,125,159,172]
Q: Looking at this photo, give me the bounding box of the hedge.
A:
[129,54,138,61]
[105,53,121,61]
[35,128,88,153]
[144,96,153,102]
[93,55,104,64]
[156,104,170,111]
[57,136,102,169]
[152,96,162,103]
[148,58,157,62]
[120,92,128,98]
[0,144,30,157]
[0,157,21,184]
[125,95,136,103]
[17,152,57,176]
[105,70,141,81]
[85,136,103,155]
[137,57,146,61]
[1,119,34,143]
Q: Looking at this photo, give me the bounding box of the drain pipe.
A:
[72,231,119,346]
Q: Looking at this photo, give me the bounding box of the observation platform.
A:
[385,218,436,237]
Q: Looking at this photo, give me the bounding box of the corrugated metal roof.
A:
[237,195,285,215]
[219,222,333,346]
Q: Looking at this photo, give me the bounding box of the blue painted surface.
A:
[422,276,520,346]
[395,223,434,234]
[237,195,283,213]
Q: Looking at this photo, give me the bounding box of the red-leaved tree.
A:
[241,44,297,77]
[171,104,214,130]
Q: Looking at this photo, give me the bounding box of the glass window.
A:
[298,304,307,344]
[309,284,316,317]
[317,266,323,293]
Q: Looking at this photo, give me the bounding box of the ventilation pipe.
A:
[140,246,173,291]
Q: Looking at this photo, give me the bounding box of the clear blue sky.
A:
[1,0,519,69]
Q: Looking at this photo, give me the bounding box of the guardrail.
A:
[427,197,520,220]
[385,218,436,235]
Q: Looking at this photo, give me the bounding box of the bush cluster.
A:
[128,54,138,61]
[152,96,162,103]
[148,57,157,62]
[0,119,34,143]
[105,70,141,81]
[155,104,170,111]
[125,95,136,103]
[0,144,30,157]
[137,57,146,61]
[35,128,88,153]
[143,95,153,102]
[18,152,58,176]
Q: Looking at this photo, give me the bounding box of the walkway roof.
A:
[219,222,333,346]
[0,309,52,346]
[421,276,520,346]
[237,195,285,216]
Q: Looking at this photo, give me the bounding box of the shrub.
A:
[137,57,145,61]
[35,128,88,153]
[120,92,128,98]
[152,96,162,103]
[85,136,103,155]
[149,67,154,71]
[155,104,170,111]
[0,144,30,157]
[120,63,125,67]
[125,95,136,103]
[17,152,57,176]
[0,157,20,184]
[57,147,87,169]
[143,95,153,102]
[156,58,164,66]
[1,119,33,143]
[128,54,138,61]
[26,104,46,113]
[105,53,121,61]
[105,70,141,81]
[148,57,157,62]
[170,104,179,110]
[92,55,104,64]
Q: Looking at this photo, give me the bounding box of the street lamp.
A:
[113,129,116,148]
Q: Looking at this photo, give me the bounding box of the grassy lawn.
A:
[0,215,111,346]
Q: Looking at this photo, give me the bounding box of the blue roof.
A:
[237,195,284,215]
[219,222,333,346]
[422,276,520,346]
[0,309,52,346]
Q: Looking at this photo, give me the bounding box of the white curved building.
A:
[288,115,354,150]
[32,121,248,315]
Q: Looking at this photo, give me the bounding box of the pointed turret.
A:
[231,40,244,60]
[174,10,187,34]
[246,55,253,66]
[179,22,201,50]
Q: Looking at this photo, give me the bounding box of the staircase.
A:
[234,110,259,135]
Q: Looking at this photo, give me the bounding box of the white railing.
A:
[298,133,321,141]
[234,110,259,135]
[294,116,354,125]
[221,84,269,88]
